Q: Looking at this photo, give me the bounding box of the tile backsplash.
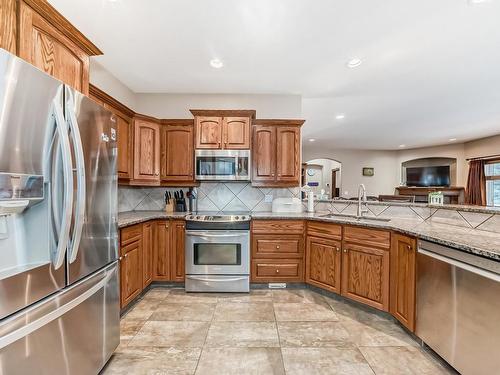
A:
[118,182,301,213]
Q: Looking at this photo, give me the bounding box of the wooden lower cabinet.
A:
[120,238,142,309]
[154,220,171,281]
[341,242,390,311]
[142,221,153,288]
[390,233,417,331]
[171,220,186,282]
[306,236,342,294]
[251,259,303,282]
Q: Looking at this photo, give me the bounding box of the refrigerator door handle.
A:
[51,89,73,269]
[65,88,86,263]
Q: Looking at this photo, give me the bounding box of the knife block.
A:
[165,201,175,213]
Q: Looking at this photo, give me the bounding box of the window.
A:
[485,160,500,207]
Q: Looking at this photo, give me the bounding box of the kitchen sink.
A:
[320,213,391,222]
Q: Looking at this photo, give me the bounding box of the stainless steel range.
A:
[185,214,250,292]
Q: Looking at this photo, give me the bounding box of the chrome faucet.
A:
[357,184,369,217]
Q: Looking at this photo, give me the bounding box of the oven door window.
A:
[194,244,241,265]
[196,157,236,176]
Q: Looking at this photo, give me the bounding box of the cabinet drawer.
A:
[120,238,141,258]
[252,220,304,234]
[307,221,342,240]
[344,226,390,249]
[252,235,303,259]
[251,259,304,282]
[121,224,142,246]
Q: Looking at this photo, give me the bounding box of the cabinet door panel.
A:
[306,236,341,294]
[390,234,416,331]
[341,243,389,311]
[171,220,185,282]
[18,2,89,94]
[223,117,250,149]
[276,127,300,183]
[161,125,194,181]
[154,220,171,281]
[113,111,133,179]
[142,222,153,288]
[134,119,160,182]
[252,125,276,183]
[120,240,142,308]
[195,116,222,149]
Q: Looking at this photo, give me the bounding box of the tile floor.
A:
[102,288,455,375]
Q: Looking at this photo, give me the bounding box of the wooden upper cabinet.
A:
[161,122,194,182]
[390,233,417,332]
[113,111,133,179]
[195,116,223,149]
[223,117,250,149]
[14,0,102,95]
[276,126,300,183]
[133,118,160,183]
[252,125,276,183]
[252,120,304,187]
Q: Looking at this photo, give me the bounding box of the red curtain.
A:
[465,160,486,205]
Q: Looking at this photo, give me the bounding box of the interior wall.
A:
[303,148,399,198]
[89,60,137,109]
[134,93,302,119]
[464,134,500,159]
[304,158,342,198]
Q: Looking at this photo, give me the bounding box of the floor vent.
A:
[268,283,286,289]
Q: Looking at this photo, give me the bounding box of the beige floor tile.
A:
[274,302,338,321]
[129,321,209,347]
[282,347,375,375]
[103,346,200,375]
[123,299,162,321]
[165,289,219,304]
[214,302,275,321]
[272,289,329,305]
[120,319,146,342]
[150,302,215,321]
[206,321,279,347]
[195,347,285,375]
[216,290,273,303]
[341,319,418,347]
[359,346,453,375]
[141,288,170,301]
[324,296,388,324]
[278,321,353,348]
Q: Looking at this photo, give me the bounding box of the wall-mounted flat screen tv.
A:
[406,166,450,187]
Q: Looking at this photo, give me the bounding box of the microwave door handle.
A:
[50,89,74,270]
[65,89,86,264]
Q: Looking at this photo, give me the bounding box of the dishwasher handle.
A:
[418,248,500,283]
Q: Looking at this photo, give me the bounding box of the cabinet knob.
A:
[272,173,275,177]
[276,269,280,273]
[336,247,340,252]
[124,253,128,258]
[343,249,347,253]
[276,245,280,249]
[407,245,412,251]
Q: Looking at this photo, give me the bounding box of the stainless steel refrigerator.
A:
[0,48,119,374]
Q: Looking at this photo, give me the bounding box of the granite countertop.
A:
[118,210,500,262]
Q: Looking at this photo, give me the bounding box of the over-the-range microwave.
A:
[195,149,250,181]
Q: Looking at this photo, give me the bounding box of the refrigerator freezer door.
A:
[65,87,118,284]
[0,48,67,320]
[0,261,120,375]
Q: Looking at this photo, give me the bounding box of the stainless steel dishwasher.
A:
[417,240,500,375]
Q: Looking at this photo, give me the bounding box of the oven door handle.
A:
[186,231,249,238]
[186,275,249,283]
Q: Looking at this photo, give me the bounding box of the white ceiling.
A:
[48,0,500,150]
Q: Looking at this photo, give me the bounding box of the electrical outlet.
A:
[264,194,273,203]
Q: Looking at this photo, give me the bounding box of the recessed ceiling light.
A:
[346,58,362,68]
[309,138,316,142]
[468,0,490,4]
[398,144,406,148]
[449,138,457,142]
[335,114,345,120]
[210,58,224,69]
